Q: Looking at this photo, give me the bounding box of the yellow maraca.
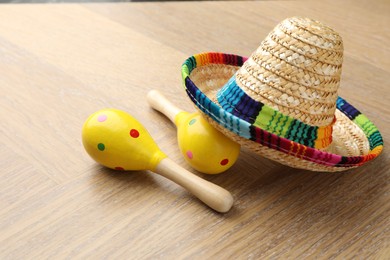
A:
[147,90,240,174]
[82,108,233,213]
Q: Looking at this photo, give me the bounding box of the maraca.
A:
[147,90,240,174]
[82,108,233,213]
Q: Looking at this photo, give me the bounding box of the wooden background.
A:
[0,0,389,258]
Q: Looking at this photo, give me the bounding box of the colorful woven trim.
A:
[181,52,384,168]
[181,53,245,84]
[217,75,334,149]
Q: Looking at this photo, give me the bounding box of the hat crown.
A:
[235,17,343,127]
[217,17,343,149]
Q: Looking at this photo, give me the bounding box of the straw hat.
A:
[181,17,383,172]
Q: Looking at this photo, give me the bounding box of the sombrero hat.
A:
[181,17,383,172]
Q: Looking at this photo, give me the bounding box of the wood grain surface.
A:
[0,0,389,258]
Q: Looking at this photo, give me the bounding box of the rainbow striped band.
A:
[217,75,334,149]
[181,52,384,168]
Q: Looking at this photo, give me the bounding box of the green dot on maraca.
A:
[97,143,105,151]
[189,118,196,125]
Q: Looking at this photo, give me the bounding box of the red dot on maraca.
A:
[130,129,139,138]
[115,167,125,171]
[220,158,229,166]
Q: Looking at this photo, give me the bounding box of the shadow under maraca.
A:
[90,165,155,184]
[86,165,164,202]
[86,164,227,213]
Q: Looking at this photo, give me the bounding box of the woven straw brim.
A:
[182,53,383,172]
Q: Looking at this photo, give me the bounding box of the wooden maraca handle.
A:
[147,90,183,123]
[155,158,234,213]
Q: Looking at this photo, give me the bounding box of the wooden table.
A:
[1,0,389,258]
